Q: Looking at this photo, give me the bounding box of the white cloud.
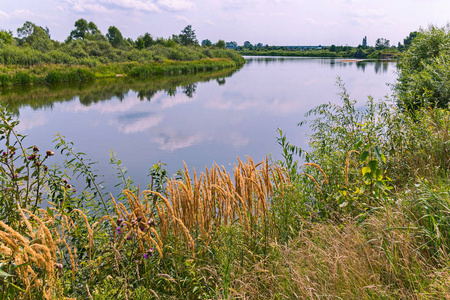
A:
[154,130,203,151]
[0,10,9,19]
[157,0,196,11]
[16,115,48,132]
[111,112,164,133]
[175,15,191,23]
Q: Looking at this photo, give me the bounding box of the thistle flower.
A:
[66,184,71,189]
[143,253,149,259]
[116,218,123,226]
[33,146,39,152]
[43,166,48,172]
[46,150,54,156]
[139,225,147,232]
[28,153,36,160]
[63,179,68,184]
[116,227,122,235]
[72,188,76,193]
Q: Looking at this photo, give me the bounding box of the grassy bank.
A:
[239,48,402,59]
[0,57,244,87]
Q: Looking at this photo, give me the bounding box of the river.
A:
[1,57,397,194]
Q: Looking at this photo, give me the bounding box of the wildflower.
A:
[136,216,142,222]
[126,235,132,240]
[116,218,123,226]
[116,227,122,235]
[139,225,147,232]
[147,218,157,227]
[63,179,68,184]
[28,153,36,160]
[46,150,54,156]
[35,162,41,167]
[54,263,63,270]
[72,188,76,193]
[66,184,71,189]
[2,152,6,156]
[32,146,39,152]
[143,253,149,259]
[43,166,48,172]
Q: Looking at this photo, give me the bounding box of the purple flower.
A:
[126,235,132,240]
[116,227,122,235]
[143,253,149,259]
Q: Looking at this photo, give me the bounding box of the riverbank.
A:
[0,57,245,86]
[239,48,402,59]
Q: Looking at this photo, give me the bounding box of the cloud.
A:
[16,115,48,132]
[111,112,163,133]
[153,130,203,151]
[157,0,196,11]
[0,10,9,19]
[175,15,191,23]
[63,0,160,13]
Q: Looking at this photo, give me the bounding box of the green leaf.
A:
[368,160,378,172]
[360,151,369,163]
[0,269,13,278]
[373,146,386,163]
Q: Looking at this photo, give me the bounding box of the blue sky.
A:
[0,0,449,46]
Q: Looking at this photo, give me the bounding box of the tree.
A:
[16,21,53,51]
[0,30,14,45]
[243,41,252,49]
[329,44,336,52]
[362,36,367,48]
[375,38,390,50]
[201,39,212,46]
[106,26,124,47]
[69,19,100,40]
[396,25,450,110]
[215,40,225,48]
[178,25,198,46]
[403,31,418,49]
[226,41,237,49]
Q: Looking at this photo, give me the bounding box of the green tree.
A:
[0,30,14,45]
[17,21,53,51]
[69,19,100,40]
[201,39,212,46]
[215,40,225,48]
[178,25,198,46]
[403,31,419,49]
[396,25,450,110]
[106,26,124,47]
[375,38,390,50]
[243,41,252,49]
[226,41,237,49]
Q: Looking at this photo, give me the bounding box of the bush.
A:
[396,24,450,110]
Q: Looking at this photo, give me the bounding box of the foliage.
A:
[178,25,198,46]
[396,24,450,110]
[106,26,124,48]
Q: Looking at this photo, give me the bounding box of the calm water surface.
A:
[1,57,397,193]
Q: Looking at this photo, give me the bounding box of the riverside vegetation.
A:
[0,21,244,86]
[0,25,450,299]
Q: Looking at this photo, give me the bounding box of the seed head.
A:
[33,146,39,152]
[46,150,54,156]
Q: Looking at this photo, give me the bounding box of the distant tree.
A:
[106,26,124,47]
[362,36,367,48]
[226,41,237,49]
[17,21,53,51]
[201,39,212,46]
[243,41,253,49]
[135,33,154,49]
[403,31,418,49]
[329,44,336,52]
[178,25,198,46]
[0,30,14,45]
[375,38,390,50]
[69,19,100,40]
[353,46,367,58]
[256,43,263,48]
[215,40,226,48]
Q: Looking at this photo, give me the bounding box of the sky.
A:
[0,0,449,46]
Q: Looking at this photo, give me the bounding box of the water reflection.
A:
[244,56,396,74]
[0,57,396,194]
[0,68,241,115]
